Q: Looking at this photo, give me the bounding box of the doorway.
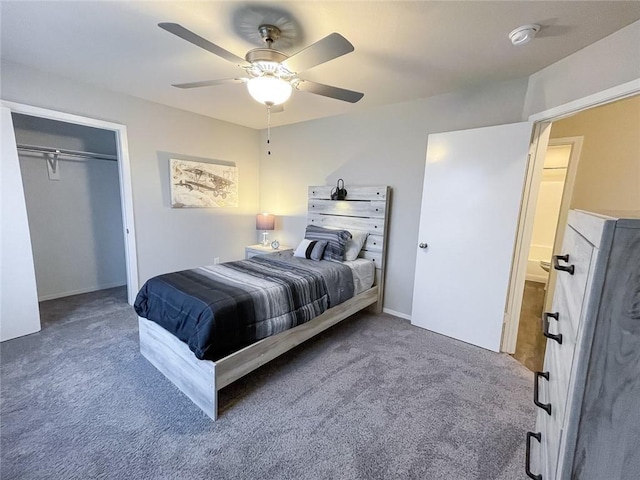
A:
[0,101,138,341]
[13,114,127,302]
[512,141,577,370]
[503,92,640,356]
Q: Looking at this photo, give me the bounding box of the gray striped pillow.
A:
[305,225,352,261]
[294,239,328,261]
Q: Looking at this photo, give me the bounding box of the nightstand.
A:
[245,244,293,259]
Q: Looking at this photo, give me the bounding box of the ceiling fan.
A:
[159,22,364,110]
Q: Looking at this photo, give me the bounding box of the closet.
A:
[12,114,127,302]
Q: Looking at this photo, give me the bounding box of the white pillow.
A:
[344,230,369,261]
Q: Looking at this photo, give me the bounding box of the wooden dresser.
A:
[526,210,640,480]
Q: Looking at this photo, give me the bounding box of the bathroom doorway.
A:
[502,89,639,359]
[512,139,580,370]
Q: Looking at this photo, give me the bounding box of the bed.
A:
[137,185,390,420]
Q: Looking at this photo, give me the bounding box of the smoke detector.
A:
[509,24,540,46]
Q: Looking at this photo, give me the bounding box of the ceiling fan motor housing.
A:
[245,48,289,64]
[258,24,281,45]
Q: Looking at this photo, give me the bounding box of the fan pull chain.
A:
[267,105,271,156]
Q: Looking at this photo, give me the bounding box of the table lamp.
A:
[256,213,275,246]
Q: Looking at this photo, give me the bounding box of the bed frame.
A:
[138,185,391,420]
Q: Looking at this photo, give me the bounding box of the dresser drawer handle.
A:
[543,311,562,344]
[553,254,575,275]
[525,431,543,480]
[534,371,552,415]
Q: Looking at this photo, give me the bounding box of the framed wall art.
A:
[170,158,238,208]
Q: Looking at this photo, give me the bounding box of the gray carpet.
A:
[1,287,535,479]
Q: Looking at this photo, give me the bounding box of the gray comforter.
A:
[134,251,354,360]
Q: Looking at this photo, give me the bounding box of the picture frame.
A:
[170,158,238,208]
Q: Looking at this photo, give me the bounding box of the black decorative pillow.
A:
[293,239,328,261]
[305,225,351,261]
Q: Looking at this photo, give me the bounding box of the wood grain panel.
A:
[308,185,387,201]
[571,227,640,480]
[363,235,383,253]
[358,250,382,269]
[308,199,386,218]
[139,318,217,420]
[556,226,594,335]
[548,283,578,398]
[567,210,612,248]
[307,213,385,235]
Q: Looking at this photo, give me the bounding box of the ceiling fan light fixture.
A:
[247,75,292,106]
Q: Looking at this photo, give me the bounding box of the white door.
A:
[411,122,532,351]
[0,106,41,341]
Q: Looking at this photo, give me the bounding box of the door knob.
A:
[419,243,428,249]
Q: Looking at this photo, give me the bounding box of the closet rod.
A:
[16,143,118,162]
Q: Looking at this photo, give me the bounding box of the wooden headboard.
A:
[308,185,391,312]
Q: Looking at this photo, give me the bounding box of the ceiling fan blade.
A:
[283,33,354,73]
[297,80,364,103]
[159,23,249,67]
[172,78,247,89]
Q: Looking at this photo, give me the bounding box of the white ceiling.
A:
[2,1,639,130]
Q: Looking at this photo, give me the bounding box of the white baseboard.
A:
[38,282,126,302]
[383,308,411,321]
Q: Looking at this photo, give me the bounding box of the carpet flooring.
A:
[1,287,535,479]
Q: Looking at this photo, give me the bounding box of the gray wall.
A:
[523,20,640,118]
[3,18,637,316]
[14,114,126,300]
[258,78,529,316]
[1,60,261,286]
[258,20,640,318]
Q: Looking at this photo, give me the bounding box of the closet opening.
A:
[1,100,137,341]
[13,114,128,313]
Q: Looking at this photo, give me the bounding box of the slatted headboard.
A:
[308,185,391,312]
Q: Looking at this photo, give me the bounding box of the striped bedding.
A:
[134,251,354,361]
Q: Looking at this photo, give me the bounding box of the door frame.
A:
[1,100,139,305]
[541,137,583,313]
[501,78,640,353]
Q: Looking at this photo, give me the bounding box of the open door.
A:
[411,122,532,352]
[0,106,41,340]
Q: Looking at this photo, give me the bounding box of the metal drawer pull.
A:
[525,431,543,480]
[543,312,562,344]
[534,371,552,415]
[553,254,575,275]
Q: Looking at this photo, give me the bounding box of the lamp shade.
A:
[256,213,275,231]
[247,76,292,106]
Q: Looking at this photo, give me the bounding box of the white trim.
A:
[38,282,127,302]
[528,78,640,122]
[501,122,551,353]
[542,136,584,314]
[383,308,411,321]
[1,100,139,305]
